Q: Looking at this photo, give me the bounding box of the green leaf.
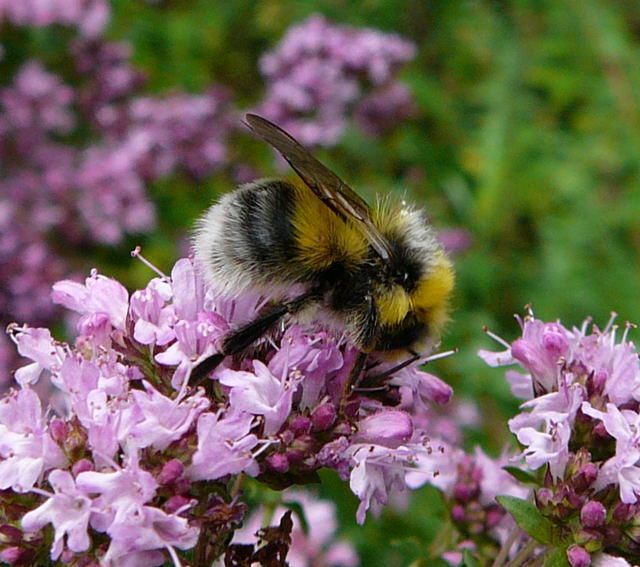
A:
[496,495,555,545]
[503,466,540,485]
[543,547,570,567]
[462,549,480,567]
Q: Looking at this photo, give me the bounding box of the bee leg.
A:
[359,351,422,388]
[189,288,322,388]
[365,359,383,371]
[343,351,368,397]
[188,353,226,389]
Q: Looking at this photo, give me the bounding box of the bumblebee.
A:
[191,114,454,385]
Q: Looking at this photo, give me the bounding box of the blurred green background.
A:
[9,1,640,564]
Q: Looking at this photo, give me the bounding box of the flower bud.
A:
[567,545,590,567]
[311,403,336,431]
[0,525,22,545]
[451,504,466,523]
[158,459,184,485]
[356,409,413,448]
[289,415,311,435]
[0,546,32,565]
[485,504,505,528]
[613,502,635,524]
[72,458,94,476]
[285,448,306,465]
[165,495,192,514]
[542,325,568,356]
[575,528,603,552]
[573,463,598,492]
[266,452,289,473]
[581,501,606,528]
[536,488,553,508]
[49,418,69,443]
[453,480,479,503]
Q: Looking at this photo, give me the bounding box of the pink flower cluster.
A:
[0,9,235,382]
[0,0,109,37]
[0,256,456,564]
[257,14,417,146]
[480,310,640,566]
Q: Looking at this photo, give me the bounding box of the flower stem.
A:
[505,539,538,567]
[491,526,519,567]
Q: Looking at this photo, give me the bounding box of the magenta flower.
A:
[354,409,413,449]
[348,443,414,524]
[1,0,109,36]
[478,311,640,564]
[10,326,61,386]
[101,504,198,567]
[187,410,260,481]
[129,278,176,346]
[52,270,129,331]
[0,388,67,492]
[219,360,303,436]
[21,469,92,560]
[257,14,416,147]
[155,313,226,388]
[126,382,210,451]
[1,253,461,562]
[581,403,640,503]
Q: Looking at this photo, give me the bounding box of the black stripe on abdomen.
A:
[235,180,297,271]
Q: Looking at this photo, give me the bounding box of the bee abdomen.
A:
[194,180,302,294]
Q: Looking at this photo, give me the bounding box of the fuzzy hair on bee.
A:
[191,114,454,384]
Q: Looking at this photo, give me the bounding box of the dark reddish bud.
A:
[451,504,466,523]
[174,478,191,495]
[311,403,336,431]
[343,399,359,419]
[266,453,289,473]
[453,481,478,503]
[0,525,22,545]
[536,488,553,507]
[158,459,184,485]
[49,418,69,443]
[613,502,635,523]
[566,491,584,510]
[567,545,590,567]
[485,505,505,528]
[573,463,598,492]
[165,495,192,514]
[0,546,32,565]
[72,459,94,476]
[285,449,305,464]
[289,416,311,435]
[581,501,606,528]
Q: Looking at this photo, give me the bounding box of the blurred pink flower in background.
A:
[257,14,417,147]
[228,490,359,567]
[0,4,234,387]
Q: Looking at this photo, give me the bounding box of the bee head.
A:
[374,251,454,352]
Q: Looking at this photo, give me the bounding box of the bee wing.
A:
[244,113,396,264]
